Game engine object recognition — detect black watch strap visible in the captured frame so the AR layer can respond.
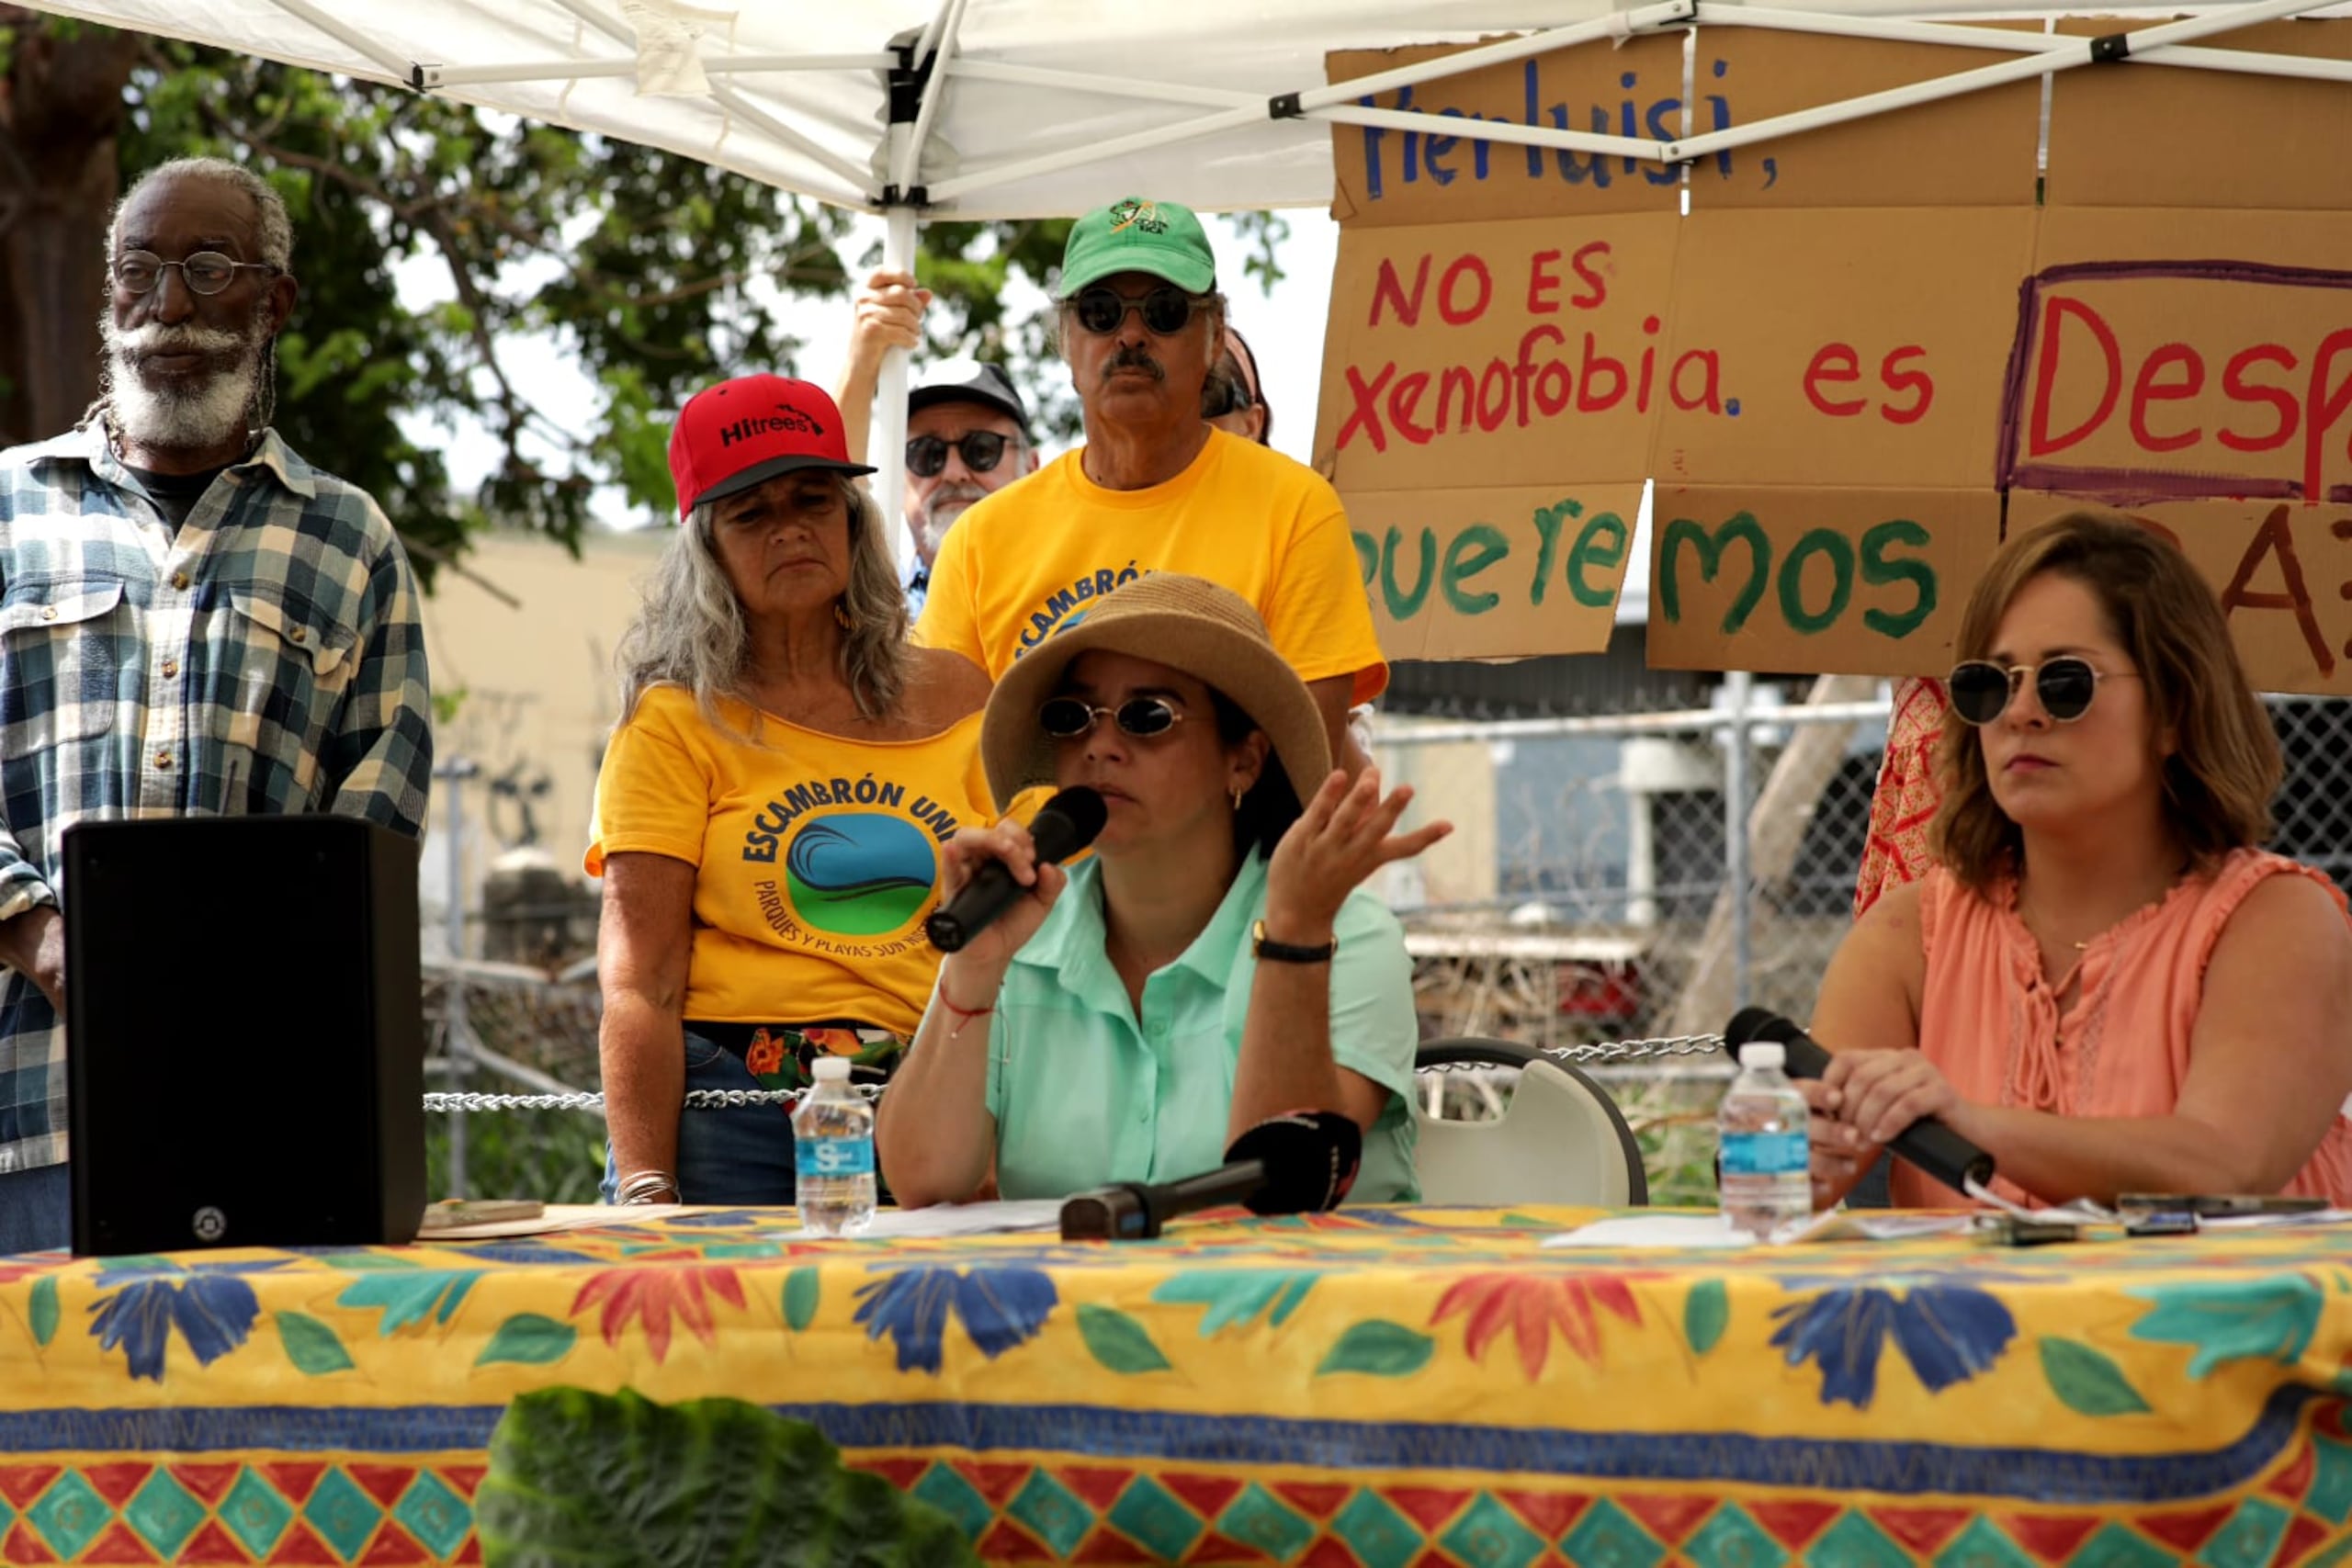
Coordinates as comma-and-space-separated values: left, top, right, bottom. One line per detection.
1252, 919, 1337, 964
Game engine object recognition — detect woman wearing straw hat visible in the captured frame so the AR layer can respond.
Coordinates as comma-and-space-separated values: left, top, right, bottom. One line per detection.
877, 574, 1451, 1208
589, 375, 993, 1208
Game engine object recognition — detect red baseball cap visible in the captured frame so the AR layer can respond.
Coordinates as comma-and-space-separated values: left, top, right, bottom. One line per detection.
667, 375, 876, 520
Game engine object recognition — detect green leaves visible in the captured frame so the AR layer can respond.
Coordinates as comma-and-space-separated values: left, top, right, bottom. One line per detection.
476, 1314, 577, 1369
1075, 1304, 1171, 1375
2038, 1338, 2150, 1417
275, 1312, 356, 1376
783, 1268, 820, 1333
28, 1278, 56, 1348
1149, 1270, 1319, 1336
477, 1388, 981, 1567
1684, 1280, 1727, 1357
336, 1271, 480, 1336
1315, 1321, 1435, 1378
2129, 1276, 2324, 1380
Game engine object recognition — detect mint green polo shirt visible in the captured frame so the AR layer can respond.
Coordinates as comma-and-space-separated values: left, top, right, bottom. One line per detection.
966, 849, 1419, 1203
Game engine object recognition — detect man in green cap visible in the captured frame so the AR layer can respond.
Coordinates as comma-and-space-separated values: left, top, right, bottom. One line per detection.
912, 197, 1384, 777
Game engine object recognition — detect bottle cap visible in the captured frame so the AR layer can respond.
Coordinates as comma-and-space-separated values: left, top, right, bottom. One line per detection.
1737, 1042, 1785, 1070
811, 1056, 853, 1082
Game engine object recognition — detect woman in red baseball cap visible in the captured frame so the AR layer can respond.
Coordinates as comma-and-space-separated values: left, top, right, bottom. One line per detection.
585, 375, 993, 1208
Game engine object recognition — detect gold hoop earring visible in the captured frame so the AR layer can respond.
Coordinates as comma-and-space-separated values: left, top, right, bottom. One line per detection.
1230, 785, 1245, 811
833, 598, 852, 630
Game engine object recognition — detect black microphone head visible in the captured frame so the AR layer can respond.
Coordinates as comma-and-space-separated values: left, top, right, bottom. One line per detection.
1029, 786, 1108, 862
1224, 1110, 1363, 1214
1725, 1007, 1798, 1048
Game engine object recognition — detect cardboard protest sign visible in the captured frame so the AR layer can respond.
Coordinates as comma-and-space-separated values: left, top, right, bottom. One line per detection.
2007, 491, 2352, 695
1645, 487, 1997, 676
1349, 484, 1642, 660
1317, 20, 2352, 689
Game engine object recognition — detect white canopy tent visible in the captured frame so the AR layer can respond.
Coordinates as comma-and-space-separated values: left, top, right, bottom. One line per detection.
28, 0, 2352, 522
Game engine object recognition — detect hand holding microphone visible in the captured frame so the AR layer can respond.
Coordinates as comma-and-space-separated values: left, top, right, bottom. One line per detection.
927, 787, 1107, 959
1724, 1009, 1996, 1197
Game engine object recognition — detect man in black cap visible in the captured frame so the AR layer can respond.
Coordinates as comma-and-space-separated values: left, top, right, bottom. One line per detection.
836, 270, 1038, 616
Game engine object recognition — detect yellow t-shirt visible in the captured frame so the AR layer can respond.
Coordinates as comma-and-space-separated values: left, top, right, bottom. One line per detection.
913, 429, 1389, 703
585, 685, 992, 1037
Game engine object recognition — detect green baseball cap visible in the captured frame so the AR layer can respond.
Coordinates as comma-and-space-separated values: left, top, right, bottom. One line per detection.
1057, 197, 1216, 298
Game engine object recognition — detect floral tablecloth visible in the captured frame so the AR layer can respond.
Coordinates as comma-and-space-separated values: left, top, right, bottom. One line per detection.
2, 1205, 2349, 1565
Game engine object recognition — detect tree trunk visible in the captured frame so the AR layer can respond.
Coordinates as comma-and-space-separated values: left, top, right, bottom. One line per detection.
0, 14, 138, 446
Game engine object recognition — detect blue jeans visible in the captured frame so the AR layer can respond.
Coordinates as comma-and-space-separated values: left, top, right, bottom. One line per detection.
602, 1028, 797, 1205
0, 1163, 71, 1254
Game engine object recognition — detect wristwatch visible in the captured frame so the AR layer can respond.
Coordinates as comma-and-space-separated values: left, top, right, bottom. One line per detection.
1252, 919, 1337, 964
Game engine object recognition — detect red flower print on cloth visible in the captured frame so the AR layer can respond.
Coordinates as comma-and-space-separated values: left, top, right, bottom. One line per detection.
1431, 1271, 1651, 1380
743, 1030, 786, 1078
802, 1027, 864, 1058
571, 1257, 747, 1363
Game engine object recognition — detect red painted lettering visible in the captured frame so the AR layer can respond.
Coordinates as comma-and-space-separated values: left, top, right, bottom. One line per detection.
2219, 344, 2300, 454
1578, 333, 1626, 412
1668, 350, 1724, 414
2127, 344, 2204, 453
1338, 363, 1394, 452
1526, 250, 1563, 315
1880, 346, 1933, 426
1435, 366, 1476, 434
1568, 242, 1610, 310
1803, 344, 1865, 417
1370, 255, 1429, 329
1388, 370, 1434, 446
1438, 255, 1493, 326
2222, 503, 2333, 676
2028, 295, 2121, 457
2303, 329, 2352, 502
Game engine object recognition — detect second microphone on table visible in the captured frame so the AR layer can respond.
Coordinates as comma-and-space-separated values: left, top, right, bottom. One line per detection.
925, 786, 1108, 953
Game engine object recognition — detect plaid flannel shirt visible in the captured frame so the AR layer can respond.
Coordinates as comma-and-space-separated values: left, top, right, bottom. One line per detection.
0, 420, 432, 1173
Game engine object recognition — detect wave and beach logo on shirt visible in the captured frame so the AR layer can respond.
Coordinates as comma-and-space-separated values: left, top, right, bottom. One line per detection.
785, 814, 938, 936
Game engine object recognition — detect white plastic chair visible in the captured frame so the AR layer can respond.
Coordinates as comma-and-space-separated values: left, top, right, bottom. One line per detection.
1411, 1038, 1648, 1206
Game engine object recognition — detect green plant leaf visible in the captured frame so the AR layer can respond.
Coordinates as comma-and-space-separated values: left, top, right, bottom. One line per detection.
477, 1387, 982, 1566
1684, 1280, 1727, 1357
784, 1267, 820, 1332
28, 1278, 57, 1348
337, 1270, 480, 1335
1316, 1321, 1435, 1378
275, 1312, 355, 1376
475, 1314, 577, 1368
1150, 1270, 1320, 1336
2129, 1276, 2325, 1380
2039, 1338, 2150, 1416
1076, 1304, 1171, 1374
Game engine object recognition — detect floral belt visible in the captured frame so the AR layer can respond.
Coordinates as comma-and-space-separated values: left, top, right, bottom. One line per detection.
687, 1021, 904, 1095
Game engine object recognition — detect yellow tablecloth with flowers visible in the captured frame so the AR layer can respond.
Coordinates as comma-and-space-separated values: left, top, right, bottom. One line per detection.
1, 1205, 2349, 1566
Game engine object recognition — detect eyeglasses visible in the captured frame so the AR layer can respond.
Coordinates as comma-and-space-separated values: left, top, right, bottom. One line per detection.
112, 251, 281, 297
1947, 658, 2140, 725
1069, 285, 1204, 337
1039, 696, 1187, 741
906, 431, 1012, 479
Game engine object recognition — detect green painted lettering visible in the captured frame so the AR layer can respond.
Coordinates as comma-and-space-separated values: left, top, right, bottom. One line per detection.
1528, 497, 1581, 608
1441, 525, 1510, 615
1380, 525, 1437, 619
1860, 519, 1939, 639
1566, 511, 1629, 609
1659, 513, 1770, 633
1351, 529, 1377, 587
1777, 528, 1856, 635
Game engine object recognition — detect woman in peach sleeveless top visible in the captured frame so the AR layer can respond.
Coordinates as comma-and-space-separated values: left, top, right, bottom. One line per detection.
1804, 512, 2352, 1210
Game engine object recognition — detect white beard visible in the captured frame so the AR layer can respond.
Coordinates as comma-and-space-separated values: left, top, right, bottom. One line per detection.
98, 312, 266, 455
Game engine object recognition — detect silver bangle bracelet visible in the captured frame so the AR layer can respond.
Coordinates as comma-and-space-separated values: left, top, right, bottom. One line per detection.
613, 1169, 681, 1205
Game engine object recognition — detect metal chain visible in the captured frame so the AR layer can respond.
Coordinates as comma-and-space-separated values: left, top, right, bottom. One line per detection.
420, 1037, 1727, 1113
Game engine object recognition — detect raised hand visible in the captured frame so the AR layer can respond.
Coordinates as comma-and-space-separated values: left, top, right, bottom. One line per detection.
1263, 766, 1452, 942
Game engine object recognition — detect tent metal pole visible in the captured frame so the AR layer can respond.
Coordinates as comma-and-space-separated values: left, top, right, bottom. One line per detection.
1668, 0, 2335, 164
544, 0, 630, 46
416, 55, 899, 90
1288, 0, 1700, 114
876, 204, 919, 547
706, 85, 876, 193
267, 0, 411, 78
1309, 102, 1664, 162
901, 0, 971, 197
1706, 8, 2352, 83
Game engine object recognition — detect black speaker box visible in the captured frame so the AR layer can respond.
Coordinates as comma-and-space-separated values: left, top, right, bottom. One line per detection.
63, 816, 425, 1255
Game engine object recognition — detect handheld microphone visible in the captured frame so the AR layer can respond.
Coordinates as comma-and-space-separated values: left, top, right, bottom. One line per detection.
925, 787, 1108, 953
1724, 1007, 1996, 1195
1060, 1110, 1363, 1241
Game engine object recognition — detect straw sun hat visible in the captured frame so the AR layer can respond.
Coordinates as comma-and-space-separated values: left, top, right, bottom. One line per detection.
979, 574, 1333, 809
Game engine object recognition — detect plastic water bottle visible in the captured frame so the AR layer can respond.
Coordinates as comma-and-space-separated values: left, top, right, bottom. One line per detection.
792, 1057, 876, 1235
1718, 1041, 1811, 1240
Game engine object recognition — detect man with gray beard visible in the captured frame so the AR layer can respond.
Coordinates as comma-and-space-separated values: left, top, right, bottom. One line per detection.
0, 157, 432, 1253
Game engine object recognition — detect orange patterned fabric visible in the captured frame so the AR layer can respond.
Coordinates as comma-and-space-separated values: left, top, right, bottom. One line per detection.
1855, 676, 1950, 919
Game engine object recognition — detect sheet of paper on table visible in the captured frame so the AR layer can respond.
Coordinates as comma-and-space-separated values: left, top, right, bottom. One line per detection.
2199, 1206, 2352, 1230
798, 1200, 1066, 1239
1542, 1211, 1978, 1249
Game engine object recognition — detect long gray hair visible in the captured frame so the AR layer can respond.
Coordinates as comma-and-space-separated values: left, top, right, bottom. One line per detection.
613, 474, 909, 741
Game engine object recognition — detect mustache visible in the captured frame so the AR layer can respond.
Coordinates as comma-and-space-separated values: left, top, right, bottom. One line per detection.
112, 321, 249, 359
1102, 344, 1164, 384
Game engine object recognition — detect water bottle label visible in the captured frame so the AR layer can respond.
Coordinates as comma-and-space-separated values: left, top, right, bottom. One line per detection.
795, 1137, 875, 1179
1720, 1131, 1808, 1177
